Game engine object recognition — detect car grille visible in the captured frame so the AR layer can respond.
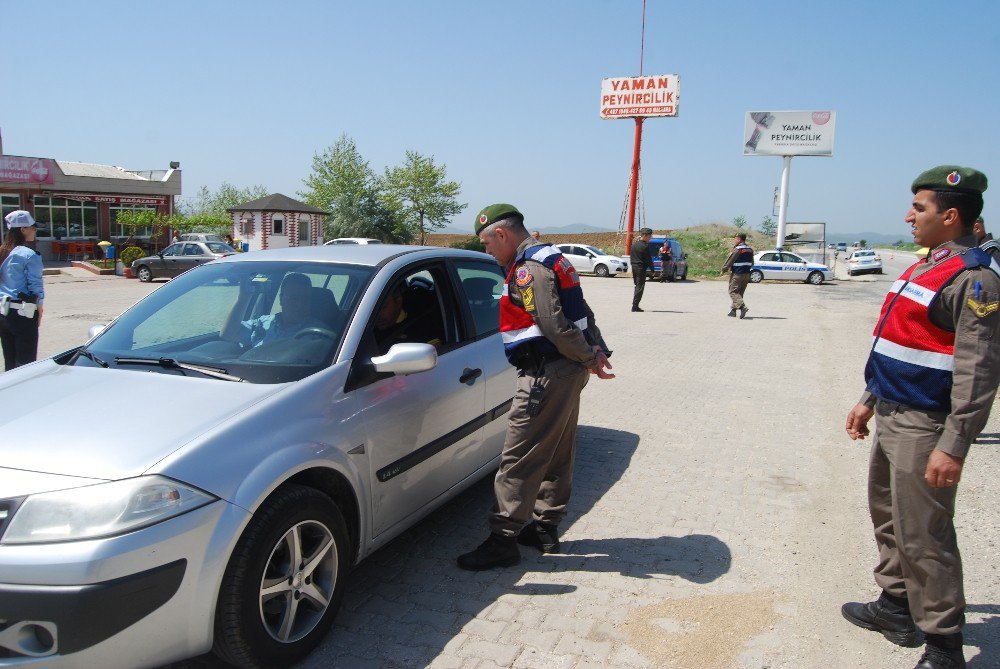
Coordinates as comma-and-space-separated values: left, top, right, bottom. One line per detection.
0, 498, 24, 541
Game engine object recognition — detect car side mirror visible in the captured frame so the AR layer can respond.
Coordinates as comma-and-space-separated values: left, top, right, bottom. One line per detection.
371, 343, 437, 375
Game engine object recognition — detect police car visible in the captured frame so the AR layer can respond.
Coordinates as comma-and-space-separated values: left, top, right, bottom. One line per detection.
554, 243, 626, 277
749, 250, 833, 285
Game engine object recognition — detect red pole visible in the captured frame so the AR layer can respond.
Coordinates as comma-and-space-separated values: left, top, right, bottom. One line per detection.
625, 116, 644, 253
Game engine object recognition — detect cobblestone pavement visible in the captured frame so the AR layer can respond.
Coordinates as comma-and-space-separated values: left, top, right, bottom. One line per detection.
34, 259, 1000, 668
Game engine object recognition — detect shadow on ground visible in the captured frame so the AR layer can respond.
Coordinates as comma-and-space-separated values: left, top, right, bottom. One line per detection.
164, 425, 731, 668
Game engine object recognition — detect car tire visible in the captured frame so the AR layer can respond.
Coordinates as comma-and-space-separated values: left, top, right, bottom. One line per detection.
136, 265, 153, 283
807, 270, 824, 285
594, 264, 610, 278
847, 269, 853, 277
680, 269, 687, 281
749, 270, 763, 284
213, 485, 350, 668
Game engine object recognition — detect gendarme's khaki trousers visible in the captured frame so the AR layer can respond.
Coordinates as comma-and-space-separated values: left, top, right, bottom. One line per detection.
868, 400, 963, 635
728, 273, 749, 310
490, 357, 590, 536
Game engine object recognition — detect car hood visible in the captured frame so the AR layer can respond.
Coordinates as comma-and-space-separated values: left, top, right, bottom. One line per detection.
0, 361, 282, 480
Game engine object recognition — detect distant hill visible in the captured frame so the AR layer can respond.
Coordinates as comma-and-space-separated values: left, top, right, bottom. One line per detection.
825, 231, 913, 246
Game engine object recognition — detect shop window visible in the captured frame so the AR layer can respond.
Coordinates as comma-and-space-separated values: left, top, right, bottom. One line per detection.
32, 196, 98, 238
1, 195, 20, 241
111, 204, 157, 237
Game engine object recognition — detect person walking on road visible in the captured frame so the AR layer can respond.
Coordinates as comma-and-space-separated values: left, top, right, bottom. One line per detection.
630, 227, 653, 312
657, 239, 673, 282
0, 210, 45, 370
721, 232, 753, 318
843, 166, 1000, 669
457, 203, 614, 571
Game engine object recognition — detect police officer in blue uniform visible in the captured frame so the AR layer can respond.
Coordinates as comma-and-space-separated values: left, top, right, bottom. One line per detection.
0, 210, 45, 370
843, 166, 1000, 669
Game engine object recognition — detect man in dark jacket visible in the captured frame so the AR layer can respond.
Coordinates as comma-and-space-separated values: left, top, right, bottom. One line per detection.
629, 228, 653, 312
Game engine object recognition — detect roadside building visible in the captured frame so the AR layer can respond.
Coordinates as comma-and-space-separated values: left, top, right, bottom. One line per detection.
228, 193, 328, 251
0, 153, 181, 261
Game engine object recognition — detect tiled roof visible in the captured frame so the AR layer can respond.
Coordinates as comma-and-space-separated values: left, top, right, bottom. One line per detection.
228, 193, 329, 214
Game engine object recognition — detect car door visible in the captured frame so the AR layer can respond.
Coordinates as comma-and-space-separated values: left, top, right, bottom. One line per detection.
155, 243, 183, 276
352, 262, 489, 538
779, 252, 808, 279
558, 245, 591, 274
758, 252, 781, 279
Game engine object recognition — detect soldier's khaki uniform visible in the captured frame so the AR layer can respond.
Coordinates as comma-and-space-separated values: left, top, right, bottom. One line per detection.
722, 243, 753, 310
860, 235, 1000, 635
490, 237, 604, 536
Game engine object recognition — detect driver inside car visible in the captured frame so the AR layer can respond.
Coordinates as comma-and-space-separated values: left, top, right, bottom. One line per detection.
235, 273, 328, 349
373, 280, 443, 353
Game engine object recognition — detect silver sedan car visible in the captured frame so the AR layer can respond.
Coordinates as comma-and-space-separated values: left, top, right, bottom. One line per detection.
0, 245, 513, 668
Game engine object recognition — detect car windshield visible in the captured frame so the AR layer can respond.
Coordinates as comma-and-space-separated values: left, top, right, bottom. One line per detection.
580, 245, 609, 256
855, 251, 875, 257
206, 242, 233, 254
76, 261, 374, 383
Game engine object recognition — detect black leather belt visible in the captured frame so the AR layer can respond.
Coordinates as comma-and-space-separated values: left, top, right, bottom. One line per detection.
512, 344, 564, 372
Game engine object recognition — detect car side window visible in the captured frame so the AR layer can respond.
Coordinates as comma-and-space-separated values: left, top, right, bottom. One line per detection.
161, 244, 181, 257
761, 252, 778, 262
184, 244, 202, 256
454, 261, 504, 338
780, 253, 802, 263
365, 265, 458, 357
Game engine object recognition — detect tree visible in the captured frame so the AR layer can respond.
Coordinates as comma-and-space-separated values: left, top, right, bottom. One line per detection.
179, 182, 270, 234
859, 239, 868, 248
299, 135, 410, 242
385, 151, 466, 245
759, 215, 777, 237
732, 215, 748, 229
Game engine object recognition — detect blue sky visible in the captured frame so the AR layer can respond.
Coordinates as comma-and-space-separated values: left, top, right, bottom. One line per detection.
3, 1, 998, 237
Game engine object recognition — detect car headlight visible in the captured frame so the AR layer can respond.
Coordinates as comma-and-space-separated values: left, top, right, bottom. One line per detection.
1, 476, 217, 545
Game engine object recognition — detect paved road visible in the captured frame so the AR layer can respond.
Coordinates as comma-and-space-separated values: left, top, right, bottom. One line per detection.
29, 258, 1000, 668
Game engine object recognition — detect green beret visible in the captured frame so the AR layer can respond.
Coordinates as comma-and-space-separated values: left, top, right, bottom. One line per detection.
639, 227, 653, 235
911, 165, 988, 195
474, 203, 523, 235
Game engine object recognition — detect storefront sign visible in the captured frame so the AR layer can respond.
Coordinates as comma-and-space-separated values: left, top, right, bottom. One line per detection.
52, 193, 167, 205
601, 75, 680, 118
0, 155, 56, 184
744, 111, 836, 156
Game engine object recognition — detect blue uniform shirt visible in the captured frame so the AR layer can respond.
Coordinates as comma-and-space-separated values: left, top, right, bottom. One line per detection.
0, 246, 45, 305
238, 313, 325, 348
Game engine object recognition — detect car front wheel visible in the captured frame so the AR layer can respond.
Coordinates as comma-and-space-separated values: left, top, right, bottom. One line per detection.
213, 485, 349, 668
136, 265, 153, 283
749, 270, 763, 283
594, 264, 609, 278
807, 271, 824, 285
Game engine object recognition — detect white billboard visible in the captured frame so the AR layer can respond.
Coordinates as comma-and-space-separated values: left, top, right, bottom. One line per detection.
601, 75, 680, 118
744, 111, 836, 156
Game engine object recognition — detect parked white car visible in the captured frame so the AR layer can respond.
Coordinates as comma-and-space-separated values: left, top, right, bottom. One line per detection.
846, 249, 883, 276
0, 245, 513, 668
554, 243, 626, 277
749, 250, 833, 285
323, 237, 382, 245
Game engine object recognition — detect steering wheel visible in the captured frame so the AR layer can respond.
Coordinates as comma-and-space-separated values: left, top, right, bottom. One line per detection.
293, 327, 338, 341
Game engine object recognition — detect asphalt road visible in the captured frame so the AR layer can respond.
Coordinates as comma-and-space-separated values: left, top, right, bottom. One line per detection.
23, 254, 1000, 668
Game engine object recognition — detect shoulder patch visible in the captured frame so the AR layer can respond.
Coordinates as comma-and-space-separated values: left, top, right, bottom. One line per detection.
932, 247, 952, 262
966, 297, 999, 318
520, 285, 536, 312
515, 266, 534, 287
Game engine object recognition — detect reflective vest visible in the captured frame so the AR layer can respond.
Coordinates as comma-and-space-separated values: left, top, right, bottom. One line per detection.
499, 244, 591, 362
864, 248, 995, 411
732, 244, 754, 274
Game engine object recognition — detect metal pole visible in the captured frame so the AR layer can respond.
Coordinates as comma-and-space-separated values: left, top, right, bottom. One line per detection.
625, 116, 644, 253
776, 155, 792, 251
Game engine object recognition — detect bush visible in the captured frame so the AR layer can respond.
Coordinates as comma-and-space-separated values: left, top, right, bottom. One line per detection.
120, 246, 145, 267
449, 236, 486, 252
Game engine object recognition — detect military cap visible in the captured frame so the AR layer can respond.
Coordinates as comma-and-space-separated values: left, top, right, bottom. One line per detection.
474, 203, 523, 235
639, 227, 653, 235
911, 165, 988, 195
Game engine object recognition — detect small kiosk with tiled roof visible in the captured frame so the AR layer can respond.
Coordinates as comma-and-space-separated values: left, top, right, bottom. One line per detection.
228, 194, 328, 252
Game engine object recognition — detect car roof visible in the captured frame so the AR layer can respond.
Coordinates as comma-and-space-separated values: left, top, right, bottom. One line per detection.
213, 244, 495, 269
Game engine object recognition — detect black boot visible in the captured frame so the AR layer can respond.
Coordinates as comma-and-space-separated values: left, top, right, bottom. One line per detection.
727, 309, 737, 317
516, 521, 560, 553
457, 533, 520, 571
631, 306, 643, 312
841, 591, 918, 647
739, 305, 749, 319
914, 634, 965, 669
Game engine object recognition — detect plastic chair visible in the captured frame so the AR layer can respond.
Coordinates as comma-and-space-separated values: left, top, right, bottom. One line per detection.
50, 241, 64, 261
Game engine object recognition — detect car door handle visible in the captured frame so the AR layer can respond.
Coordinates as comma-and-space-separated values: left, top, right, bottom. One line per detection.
459, 368, 482, 384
